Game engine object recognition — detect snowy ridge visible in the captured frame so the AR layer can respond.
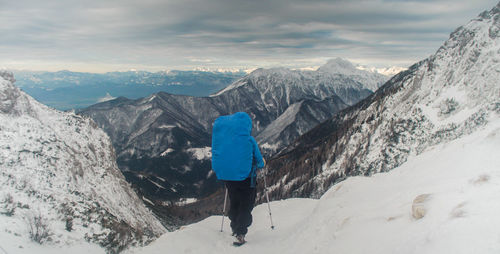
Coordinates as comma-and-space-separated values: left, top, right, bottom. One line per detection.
0, 72, 165, 252
129, 117, 500, 254
265, 3, 500, 199
213, 59, 387, 97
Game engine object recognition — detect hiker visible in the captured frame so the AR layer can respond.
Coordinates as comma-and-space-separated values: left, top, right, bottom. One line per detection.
211, 112, 266, 246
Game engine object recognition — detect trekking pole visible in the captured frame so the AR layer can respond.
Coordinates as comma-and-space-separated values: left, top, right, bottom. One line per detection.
220, 187, 228, 232
263, 173, 275, 230
0, 245, 8, 254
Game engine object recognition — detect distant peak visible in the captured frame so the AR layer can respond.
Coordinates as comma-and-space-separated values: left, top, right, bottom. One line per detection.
479, 2, 500, 19
317, 58, 357, 73
324, 57, 355, 68
248, 67, 294, 77
356, 65, 408, 77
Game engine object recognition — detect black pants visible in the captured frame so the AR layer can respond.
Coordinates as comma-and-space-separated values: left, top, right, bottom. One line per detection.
225, 177, 256, 236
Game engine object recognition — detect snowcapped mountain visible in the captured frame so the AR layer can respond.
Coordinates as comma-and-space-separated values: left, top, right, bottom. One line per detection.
0, 71, 165, 252
317, 58, 388, 91
263, 3, 500, 201
78, 59, 385, 221
211, 63, 381, 151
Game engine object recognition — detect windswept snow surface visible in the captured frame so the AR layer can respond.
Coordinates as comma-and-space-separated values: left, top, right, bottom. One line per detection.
128, 118, 500, 254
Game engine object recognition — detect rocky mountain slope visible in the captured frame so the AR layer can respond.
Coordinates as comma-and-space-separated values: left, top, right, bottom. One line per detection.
262, 3, 500, 201
78, 59, 386, 217
0, 71, 166, 253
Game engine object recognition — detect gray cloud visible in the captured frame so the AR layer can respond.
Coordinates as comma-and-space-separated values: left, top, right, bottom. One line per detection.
0, 0, 498, 72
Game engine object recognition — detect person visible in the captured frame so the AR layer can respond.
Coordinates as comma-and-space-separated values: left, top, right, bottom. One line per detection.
211, 112, 265, 245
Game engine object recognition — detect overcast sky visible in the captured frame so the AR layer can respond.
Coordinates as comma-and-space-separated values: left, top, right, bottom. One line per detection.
0, 0, 498, 73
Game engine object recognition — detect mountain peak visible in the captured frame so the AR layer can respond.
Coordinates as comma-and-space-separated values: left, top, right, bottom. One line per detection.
317, 58, 388, 91
0, 71, 35, 116
0, 70, 15, 84
317, 58, 356, 72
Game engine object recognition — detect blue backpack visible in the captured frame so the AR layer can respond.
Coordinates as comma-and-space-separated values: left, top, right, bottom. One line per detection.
211, 112, 264, 184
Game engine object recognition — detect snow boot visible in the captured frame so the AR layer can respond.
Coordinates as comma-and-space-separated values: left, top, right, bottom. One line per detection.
233, 234, 246, 246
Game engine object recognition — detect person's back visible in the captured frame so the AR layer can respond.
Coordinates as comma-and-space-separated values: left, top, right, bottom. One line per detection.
211, 112, 265, 245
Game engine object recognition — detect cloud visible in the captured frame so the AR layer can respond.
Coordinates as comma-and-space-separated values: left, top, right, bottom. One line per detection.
0, 0, 498, 72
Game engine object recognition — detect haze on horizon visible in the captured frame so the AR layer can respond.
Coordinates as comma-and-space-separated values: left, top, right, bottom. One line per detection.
0, 0, 498, 73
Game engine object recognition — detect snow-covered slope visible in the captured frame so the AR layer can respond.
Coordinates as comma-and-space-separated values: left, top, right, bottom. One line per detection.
128, 117, 500, 254
265, 3, 500, 200
0, 71, 165, 253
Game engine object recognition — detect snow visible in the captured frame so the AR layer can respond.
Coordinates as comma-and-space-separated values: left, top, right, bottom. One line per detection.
148, 178, 166, 189
0, 228, 105, 254
211, 78, 247, 96
356, 65, 407, 77
174, 198, 198, 206
127, 117, 500, 254
157, 125, 176, 129
260, 142, 279, 152
187, 147, 212, 160
142, 196, 155, 206
212, 58, 388, 97
317, 58, 388, 91
160, 148, 174, 156
96, 92, 116, 103
257, 101, 302, 143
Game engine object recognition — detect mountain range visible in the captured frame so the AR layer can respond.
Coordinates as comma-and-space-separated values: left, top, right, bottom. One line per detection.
77, 59, 388, 222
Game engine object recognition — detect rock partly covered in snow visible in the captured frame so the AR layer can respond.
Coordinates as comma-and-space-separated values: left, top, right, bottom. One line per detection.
0, 72, 165, 252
